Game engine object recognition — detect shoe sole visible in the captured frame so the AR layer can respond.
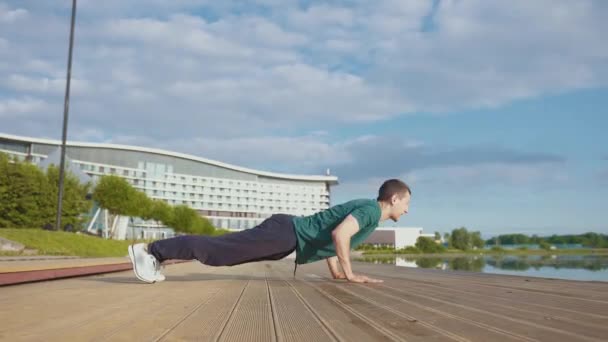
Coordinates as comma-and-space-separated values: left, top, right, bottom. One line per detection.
128, 245, 156, 284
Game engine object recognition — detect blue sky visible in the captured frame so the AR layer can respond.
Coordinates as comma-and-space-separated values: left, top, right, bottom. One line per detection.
1, 1, 607, 236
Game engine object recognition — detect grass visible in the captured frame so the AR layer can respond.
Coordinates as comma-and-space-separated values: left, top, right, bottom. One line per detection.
0, 228, 152, 257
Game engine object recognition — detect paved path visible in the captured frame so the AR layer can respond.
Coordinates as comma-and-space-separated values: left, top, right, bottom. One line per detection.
1, 259, 607, 341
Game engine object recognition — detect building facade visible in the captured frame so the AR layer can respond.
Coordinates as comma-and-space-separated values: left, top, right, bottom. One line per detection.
0, 133, 338, 231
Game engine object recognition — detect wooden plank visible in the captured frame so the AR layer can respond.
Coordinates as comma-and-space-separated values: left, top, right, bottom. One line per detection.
218, 279, 275, 342
268, 279, 336, 342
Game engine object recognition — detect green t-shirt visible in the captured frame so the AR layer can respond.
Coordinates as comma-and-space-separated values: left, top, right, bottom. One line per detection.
291, 199, 382, 264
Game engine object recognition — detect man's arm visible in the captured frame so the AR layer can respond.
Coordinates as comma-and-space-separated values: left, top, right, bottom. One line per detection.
326, 256, 346, 279
331, 215, 383, 283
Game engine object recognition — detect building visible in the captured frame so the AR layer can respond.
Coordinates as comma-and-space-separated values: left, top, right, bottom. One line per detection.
0, 133, 338, 234
363, 227, 435, 249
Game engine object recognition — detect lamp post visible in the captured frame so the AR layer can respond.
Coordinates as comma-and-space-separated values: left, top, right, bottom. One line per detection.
56, 0, 77, 231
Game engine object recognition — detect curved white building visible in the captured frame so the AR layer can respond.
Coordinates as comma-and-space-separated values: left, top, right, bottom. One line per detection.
0, 133, 338, 231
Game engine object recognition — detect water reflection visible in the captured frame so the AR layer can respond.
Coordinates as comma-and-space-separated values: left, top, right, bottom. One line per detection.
355, 254, 608, 281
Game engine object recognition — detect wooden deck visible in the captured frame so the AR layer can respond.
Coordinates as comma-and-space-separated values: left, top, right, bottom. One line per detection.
1, 259, 607, 341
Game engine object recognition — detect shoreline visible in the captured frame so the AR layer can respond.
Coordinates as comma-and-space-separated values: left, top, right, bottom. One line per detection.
360, 248, 608, 258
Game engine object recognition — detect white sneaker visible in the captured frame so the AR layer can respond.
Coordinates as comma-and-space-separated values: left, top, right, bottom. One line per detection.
128, 243, 165, 283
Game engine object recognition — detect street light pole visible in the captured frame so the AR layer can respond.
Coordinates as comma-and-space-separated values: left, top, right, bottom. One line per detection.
56, 0, 78, 231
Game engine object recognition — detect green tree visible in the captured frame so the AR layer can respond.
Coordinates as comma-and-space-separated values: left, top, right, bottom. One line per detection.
45, 165, 93, 230
450, 227, 471, 250
539, 240, 551, 251
0, 153, 91, 229
190, 214, 215, 235
416, 236, 446, 253
531, 234, 541, 244
94, 175, 154, 237
125, 188, 152, 218
168, 205, 199, 233
0, 153, 10, 227
166, 204, 214, 235
93, 175, 136, 216
93, 175, 216, 235
471, 231, 485, 249
434, 231, 441, 241
0, 156, 51, 228
486, 234, 531, 245
148, 199, 173, 224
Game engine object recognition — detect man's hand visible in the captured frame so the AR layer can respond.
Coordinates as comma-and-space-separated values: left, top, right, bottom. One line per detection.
347, 274, 384, 283
327, 256, 346, 279
332, 272, 347, 280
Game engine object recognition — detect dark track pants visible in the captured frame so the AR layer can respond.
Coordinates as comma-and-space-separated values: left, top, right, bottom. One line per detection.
148, 214, 297, 266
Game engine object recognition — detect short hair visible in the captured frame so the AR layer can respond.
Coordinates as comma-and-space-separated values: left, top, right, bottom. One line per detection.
377, 179, 411, 201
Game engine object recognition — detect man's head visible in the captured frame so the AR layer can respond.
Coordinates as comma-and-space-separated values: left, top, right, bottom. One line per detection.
377, 179, 411, 222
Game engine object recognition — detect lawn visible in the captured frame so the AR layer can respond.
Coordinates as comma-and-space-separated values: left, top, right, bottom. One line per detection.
0, 228, 149, 257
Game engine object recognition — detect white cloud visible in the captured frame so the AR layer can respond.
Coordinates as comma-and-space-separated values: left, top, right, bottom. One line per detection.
288, 5, 355, 29
163, 63, 409, 123
104, 16, 254, 58
23, 59, 62, 77
0, 97, 48, 117
324, 39, 359, 53
68, 127, 106, 142
402, 162, 569, 188
0, 0, 606, 143
5, 74, 90, 95
0, 4, 27, 23
111, 134, 355, 174
213, 16, 309, 48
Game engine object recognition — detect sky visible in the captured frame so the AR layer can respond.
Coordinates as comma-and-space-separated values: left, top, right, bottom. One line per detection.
1, 0, 607, 237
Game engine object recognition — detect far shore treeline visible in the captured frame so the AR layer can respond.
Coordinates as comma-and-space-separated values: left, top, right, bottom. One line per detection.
485, 233, 608, 248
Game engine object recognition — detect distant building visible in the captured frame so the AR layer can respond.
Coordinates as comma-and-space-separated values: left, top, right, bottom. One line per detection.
364, 227, 435, 249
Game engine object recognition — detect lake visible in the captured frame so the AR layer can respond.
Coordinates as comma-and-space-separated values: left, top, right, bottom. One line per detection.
355, 254, 608, 282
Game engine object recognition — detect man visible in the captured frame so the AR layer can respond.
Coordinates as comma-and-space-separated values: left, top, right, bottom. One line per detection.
128, 179, 411, 284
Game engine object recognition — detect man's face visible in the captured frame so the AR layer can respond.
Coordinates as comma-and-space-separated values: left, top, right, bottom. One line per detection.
390, 192, 411, 222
